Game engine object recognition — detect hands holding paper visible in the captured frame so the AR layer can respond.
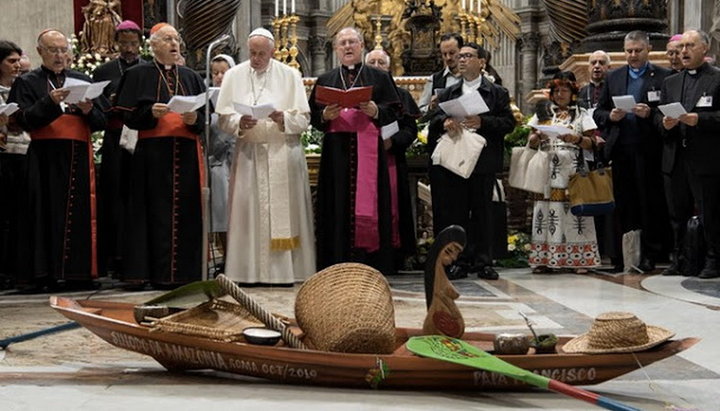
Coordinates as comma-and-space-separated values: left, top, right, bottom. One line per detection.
444, 115, 482, 137
152, 103, 170, 118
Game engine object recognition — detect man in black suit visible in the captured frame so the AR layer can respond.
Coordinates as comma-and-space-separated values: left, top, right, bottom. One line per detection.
418, 33, 464, 114
594, 30, 672, 272
660, 29, 720, 279
427, 42, 515, 280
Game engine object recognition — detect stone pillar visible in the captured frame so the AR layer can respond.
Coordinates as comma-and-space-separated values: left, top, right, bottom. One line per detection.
583, 0, 669, 52
309, 10, 331, 76
520, 32, 540, 112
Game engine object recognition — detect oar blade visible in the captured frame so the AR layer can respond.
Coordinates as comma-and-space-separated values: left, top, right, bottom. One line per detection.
406, 335, 544, 386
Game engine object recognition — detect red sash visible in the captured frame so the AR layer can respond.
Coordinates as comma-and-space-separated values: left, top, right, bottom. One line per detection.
30, 114, 98, 277
137, 112, 207, 227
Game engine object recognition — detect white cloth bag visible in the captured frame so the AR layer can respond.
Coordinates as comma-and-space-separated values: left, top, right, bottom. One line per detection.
119, 125, 138, 153
431, 129, 487, 179
508, 145, 549, 194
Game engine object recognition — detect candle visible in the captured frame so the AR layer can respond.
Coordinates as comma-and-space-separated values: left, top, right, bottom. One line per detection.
461, 0, 466, 10
468, 0, 474, 14
275, 0, 278, 17
283, 0, 286, 15
292, 0, 295, 13
478, 0, 481, 15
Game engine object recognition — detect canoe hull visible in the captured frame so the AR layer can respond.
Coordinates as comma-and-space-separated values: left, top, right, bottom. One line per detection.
50, 297, 698, 390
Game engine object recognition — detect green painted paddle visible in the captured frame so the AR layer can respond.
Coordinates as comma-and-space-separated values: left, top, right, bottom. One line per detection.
406, 335, 640, 411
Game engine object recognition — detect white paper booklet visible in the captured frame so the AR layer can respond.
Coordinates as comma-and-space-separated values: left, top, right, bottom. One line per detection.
167, 94, 207, 113
64, 80, 111, 104
232, 102, 276, 119
658, 102, 687, 119
612, 95, 637, 111
438, 91, 490, 118
63, 78, 110, 104
0, 103, 19, 116
533, 124, 575, 137
381, 121, 399, 140
208, 87, 220, 106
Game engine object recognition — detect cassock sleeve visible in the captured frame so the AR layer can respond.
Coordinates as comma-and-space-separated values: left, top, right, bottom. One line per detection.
593, 79, 612, 131
373, 70, 403, 127
390, 88, 420, 155
8, 75, 63, 131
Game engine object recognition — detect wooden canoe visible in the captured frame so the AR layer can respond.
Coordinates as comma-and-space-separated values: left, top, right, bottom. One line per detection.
50, 296, 698, 390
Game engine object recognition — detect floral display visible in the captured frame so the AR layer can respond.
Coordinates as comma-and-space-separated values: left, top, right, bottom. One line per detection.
496, 231, 531, 268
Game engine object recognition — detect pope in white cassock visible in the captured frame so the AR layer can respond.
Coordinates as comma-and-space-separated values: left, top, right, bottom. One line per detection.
215, 28, 316, 285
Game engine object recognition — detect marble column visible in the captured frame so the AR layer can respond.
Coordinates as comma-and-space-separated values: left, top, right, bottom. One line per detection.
520, 32, 540, 112
583, 0, 668, 52
309, 10, 331, 76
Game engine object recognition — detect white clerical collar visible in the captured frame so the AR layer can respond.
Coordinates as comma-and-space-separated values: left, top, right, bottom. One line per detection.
463, 76, 482, 88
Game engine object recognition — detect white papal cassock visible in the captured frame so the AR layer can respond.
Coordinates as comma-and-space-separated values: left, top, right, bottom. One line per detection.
215, 59, 315, 284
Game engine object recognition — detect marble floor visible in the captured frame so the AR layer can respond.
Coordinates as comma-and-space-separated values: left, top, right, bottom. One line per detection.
1, 268, 719, 410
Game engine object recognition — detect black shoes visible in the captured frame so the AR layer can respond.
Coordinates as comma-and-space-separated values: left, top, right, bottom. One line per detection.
698, 258, 719, 279
445, 264, 468, 280
661, 261, 682, 276
637, 257, 656, 273
474, 266, 500, 280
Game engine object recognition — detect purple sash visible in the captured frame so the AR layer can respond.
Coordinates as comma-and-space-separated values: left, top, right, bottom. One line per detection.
328, 109, 399, 251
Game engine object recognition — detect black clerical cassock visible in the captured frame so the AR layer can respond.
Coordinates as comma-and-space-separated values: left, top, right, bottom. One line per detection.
115, 62, 205, 286
9, 66, 107, 286
309, 63, 403, 275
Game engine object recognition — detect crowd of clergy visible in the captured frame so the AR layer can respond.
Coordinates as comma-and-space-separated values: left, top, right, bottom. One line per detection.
0, 19, 719, 293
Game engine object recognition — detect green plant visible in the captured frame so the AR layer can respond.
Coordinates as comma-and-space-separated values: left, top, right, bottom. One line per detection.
406, 120, 429, 159
496, 231, 531, 268
300, 125, 323, 154
91, 130, 104, 164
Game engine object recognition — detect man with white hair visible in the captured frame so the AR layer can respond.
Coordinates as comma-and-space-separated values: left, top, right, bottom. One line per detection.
365, 49, 419, 265
579, 50, 611, 111
8, 29, 107, 290
309, 27, 403, 275
215, 27, 315, 286
114, 23, 206, 288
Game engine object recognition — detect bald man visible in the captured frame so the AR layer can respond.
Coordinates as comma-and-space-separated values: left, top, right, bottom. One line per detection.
365, 49, 420, 267
115, 24, 206, 287
659, 29, 720, 278
8, 29, 107, 290
579, 50, 611, 111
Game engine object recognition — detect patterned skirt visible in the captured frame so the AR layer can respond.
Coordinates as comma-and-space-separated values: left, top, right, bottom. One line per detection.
529, 189, 601, 269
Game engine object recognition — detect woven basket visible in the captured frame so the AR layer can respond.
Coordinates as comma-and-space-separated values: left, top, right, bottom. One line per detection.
295, 263, 396, 354
148, 299, 264, 342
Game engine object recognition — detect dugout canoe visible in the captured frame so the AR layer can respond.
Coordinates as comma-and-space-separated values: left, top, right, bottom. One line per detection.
50, 296, 697, 390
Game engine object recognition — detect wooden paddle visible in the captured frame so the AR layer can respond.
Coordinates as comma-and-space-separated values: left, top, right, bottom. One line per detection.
406, 335, 641, 411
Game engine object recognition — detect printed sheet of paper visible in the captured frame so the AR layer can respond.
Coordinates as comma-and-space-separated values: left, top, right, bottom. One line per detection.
208, 87, 220, 106
533, 124, 575, 138
64, 80, 110, 104
612, 95, 637, 111
381, 121, 399, 140
0, 103, 19, 116
438, 91, 490, 118
233, 102, 276, 119
167, 94, 207, 113
315, 85, 373, 108
658, 102, 687, 119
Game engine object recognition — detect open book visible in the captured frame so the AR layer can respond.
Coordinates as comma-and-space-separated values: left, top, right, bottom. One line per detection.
315, 85, 373, 108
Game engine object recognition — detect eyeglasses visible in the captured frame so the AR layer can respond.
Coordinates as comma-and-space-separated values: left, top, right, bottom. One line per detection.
458, 53, 478, 60
41, 46, 69, 55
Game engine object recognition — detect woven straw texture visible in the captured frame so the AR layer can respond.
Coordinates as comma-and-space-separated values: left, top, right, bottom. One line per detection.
149, 299, 264, 342
295, 263, 396, 354
562, 311, 675, 354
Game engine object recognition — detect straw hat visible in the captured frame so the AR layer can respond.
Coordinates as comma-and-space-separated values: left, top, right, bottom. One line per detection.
562, 312, 675, 354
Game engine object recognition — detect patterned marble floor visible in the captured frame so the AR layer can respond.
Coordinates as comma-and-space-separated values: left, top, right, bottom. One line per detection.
1, 268, 718, 410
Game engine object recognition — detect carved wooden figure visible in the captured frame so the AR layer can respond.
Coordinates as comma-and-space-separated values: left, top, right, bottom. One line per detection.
423, 225, 467, 338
